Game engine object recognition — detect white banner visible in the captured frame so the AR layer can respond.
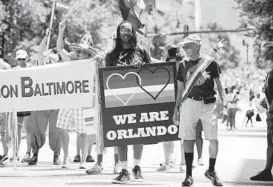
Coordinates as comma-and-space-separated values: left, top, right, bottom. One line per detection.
0, 60, 96, 112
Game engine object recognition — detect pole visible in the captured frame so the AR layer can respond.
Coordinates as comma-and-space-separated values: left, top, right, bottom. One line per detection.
12, 110, 18, 171
46, 0, 57, 54
246, 44, 249, 65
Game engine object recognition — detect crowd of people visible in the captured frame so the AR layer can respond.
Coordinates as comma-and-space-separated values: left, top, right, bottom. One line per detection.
0, 18, 273, 187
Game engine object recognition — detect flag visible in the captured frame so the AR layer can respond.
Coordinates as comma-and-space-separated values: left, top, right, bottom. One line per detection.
119, 0, 146, 33
55, 2, 69, 13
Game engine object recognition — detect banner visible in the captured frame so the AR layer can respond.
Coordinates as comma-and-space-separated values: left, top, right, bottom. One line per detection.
0, 60, 96, 112
99, 62, 179, 147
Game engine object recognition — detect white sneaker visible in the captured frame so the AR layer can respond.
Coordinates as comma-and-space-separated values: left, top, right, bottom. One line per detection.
197, 158, 204, 166
169, 159, 176, 168
157, 164, 169, 171
180, 165, 186, 172
86, 164, 103, 175
62, 158, 70, 169
79, 162, 87, 169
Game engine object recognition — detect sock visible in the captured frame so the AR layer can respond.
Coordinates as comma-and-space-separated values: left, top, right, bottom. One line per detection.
134, 159, 141, 167
97, 154, 103, 166
120, 161, 128, 170
185, 153, 194, 177
208, 158, 216, 172
114, 154, 119, 165
33, 153, 38, 157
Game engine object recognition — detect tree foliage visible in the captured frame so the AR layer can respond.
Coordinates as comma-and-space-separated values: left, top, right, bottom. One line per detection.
234, 0, 273, 68
202, 22, 241, 70
0, 0, 120, 64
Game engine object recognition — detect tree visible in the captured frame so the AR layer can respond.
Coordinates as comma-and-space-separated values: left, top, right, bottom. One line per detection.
202, 22, 241, 70
234, 0, 273, 68
0, 0, 121, 65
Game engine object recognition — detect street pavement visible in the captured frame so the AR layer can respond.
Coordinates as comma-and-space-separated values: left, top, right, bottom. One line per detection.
0, 110, 273, 187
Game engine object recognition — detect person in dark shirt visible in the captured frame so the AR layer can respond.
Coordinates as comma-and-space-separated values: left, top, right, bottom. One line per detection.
106, 21, 151, 184
173, 35, 224, 186
251, 44, 273, 181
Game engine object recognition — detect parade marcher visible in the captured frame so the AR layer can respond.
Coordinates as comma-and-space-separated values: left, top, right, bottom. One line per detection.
105, 21, 151, 184
0, 48, 11, 164
173, 35, 225, 186
250, 42, 273, 181
8, 50, 32, 162
226, 86, 240, 130
157, 46, 204, 172
22, 29, 62, 165
56, 20, 100, 169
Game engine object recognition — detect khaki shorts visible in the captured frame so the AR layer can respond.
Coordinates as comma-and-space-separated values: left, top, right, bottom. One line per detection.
179, 98, 218, 140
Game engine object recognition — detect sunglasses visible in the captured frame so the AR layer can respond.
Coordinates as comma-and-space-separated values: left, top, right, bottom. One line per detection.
17, 58, 26, 61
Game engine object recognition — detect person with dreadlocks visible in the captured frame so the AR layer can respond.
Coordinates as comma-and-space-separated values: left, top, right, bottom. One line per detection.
105, 21, 151, 184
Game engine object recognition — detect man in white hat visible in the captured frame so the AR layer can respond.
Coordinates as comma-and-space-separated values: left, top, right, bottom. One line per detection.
173, 35, 224, 186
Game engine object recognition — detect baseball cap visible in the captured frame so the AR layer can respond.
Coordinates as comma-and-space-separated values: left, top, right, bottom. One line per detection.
16, 50, 28, 59
180, 35, 202, 47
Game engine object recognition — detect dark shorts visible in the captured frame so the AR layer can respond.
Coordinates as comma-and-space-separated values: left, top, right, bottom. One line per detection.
17, 111, 31, 117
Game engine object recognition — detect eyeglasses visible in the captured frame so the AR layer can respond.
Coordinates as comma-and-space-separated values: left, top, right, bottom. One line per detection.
17, 58, 26, 61
120, 28, 132, 34
182, 45, 192, 49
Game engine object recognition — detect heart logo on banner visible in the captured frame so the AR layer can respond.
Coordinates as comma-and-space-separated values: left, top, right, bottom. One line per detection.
137, 67, 170, 100
106, 72, 142, 106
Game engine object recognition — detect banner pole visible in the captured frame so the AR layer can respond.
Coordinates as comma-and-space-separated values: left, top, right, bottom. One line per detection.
45, 0, 57, 57
12, 110, 18, 171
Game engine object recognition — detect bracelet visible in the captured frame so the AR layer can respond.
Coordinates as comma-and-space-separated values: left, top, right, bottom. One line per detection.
213, 48, 218, 52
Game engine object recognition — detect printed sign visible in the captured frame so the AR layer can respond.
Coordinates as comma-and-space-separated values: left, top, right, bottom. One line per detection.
0, 60, 96, 112
99, 62, 179, 147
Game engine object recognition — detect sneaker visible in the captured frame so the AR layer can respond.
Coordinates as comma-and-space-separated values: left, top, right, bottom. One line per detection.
132, 165, 144, 182
86, 155, 95, 162
205, 170, 223, 186
0, 155, 8, 165
182, 175, 194, 186
62, 158, 70, 169
112, 169, 131, 184
197, 158, 204, 166
113, 163, 122, 174
73, 155, 81, 163
0, 155, 8, 162
157, 163, 168, 171
79, 162, 87, 169
180, 165, 186, 172
21, 153, 30, 163
169, 159, 176, 168
86, 164, 103, 175
53, 156, 61, 165
10, 156, 19, 162
28, 155, 38, 165
250, 170, 273, 181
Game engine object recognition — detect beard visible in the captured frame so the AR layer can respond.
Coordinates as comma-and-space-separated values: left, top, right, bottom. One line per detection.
120, 33, 133, 43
